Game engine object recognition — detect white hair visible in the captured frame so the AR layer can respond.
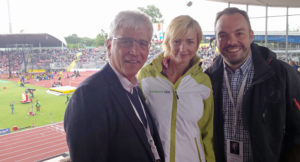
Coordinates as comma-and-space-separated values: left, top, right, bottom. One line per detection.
108, 10, 153, 41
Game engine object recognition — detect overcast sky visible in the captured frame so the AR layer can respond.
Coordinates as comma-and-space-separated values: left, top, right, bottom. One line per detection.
1, 0, 300, 39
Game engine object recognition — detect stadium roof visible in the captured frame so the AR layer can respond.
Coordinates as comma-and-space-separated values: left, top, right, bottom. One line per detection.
206, 0, 300, 7
0, 33, 66, 48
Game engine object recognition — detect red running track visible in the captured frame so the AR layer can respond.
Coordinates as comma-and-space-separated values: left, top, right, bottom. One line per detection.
0, 122, 68, 162
0, 71, 97, 88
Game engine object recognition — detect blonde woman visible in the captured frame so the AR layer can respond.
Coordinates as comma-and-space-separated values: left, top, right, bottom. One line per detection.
138, 15, 215, 162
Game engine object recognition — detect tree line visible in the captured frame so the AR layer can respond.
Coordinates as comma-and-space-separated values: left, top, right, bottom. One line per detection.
64, 29, 107, 48
64, 5, 163, 49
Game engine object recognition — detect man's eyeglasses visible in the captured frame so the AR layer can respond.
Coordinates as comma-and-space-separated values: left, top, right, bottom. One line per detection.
112, 37, 151, 50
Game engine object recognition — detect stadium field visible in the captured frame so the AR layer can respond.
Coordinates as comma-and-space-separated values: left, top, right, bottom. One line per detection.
0, 80, 68, 132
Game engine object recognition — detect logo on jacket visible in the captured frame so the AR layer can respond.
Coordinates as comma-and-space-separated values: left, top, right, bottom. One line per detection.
150, 90, 170, 94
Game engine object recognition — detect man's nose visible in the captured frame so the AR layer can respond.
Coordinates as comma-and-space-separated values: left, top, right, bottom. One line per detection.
129, 41, 138, 54
227, 34, 238, 45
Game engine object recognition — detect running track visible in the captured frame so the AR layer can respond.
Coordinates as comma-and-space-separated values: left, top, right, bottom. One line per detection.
0, 122, 68, 162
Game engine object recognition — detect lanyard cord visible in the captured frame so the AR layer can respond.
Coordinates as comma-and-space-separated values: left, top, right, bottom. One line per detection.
224, 68, 249, 136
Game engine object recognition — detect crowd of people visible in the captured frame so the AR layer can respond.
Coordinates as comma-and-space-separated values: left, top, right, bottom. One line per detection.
0, 33, 299, 79
0, 37, 219, 78
0, 51, 23, 73
0, 48, 108, 75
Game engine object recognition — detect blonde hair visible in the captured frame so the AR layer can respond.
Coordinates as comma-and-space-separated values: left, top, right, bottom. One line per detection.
163, 15, 202, 57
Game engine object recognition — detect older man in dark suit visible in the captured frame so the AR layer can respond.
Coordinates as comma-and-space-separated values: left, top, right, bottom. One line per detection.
64, 10, 165, 162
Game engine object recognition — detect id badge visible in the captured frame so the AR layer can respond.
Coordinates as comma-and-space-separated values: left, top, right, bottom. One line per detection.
226, 139, 243, 162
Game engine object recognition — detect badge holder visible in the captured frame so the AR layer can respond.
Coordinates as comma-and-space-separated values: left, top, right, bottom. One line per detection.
226, 139, 243, 162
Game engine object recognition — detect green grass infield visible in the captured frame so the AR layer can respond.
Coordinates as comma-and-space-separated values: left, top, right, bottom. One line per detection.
0, 80, 71, 132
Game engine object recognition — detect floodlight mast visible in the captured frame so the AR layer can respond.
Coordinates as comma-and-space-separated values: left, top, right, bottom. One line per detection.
7, 0, 12, 34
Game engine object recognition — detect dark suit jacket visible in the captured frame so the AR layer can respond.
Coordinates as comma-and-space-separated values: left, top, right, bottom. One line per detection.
64, 63, 165, 162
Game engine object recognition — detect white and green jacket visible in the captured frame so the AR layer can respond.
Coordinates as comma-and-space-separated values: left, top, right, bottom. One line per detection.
138, 54, 215, 162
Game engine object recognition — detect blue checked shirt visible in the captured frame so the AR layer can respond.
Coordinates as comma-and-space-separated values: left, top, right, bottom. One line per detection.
222, 54, 255, 162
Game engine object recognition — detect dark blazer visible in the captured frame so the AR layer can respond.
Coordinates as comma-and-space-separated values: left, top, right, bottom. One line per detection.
64, 63, 165, 162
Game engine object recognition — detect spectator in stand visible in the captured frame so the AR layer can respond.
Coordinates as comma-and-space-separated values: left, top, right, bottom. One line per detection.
138, 15, 215, 162
205, 7, 300, 162
64, 10, 164, 162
